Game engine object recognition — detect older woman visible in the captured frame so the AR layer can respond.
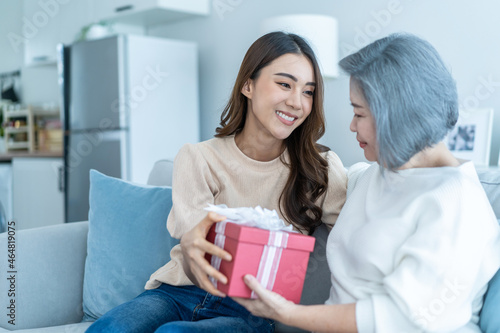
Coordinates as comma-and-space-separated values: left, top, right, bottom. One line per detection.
235, 33, 500, 332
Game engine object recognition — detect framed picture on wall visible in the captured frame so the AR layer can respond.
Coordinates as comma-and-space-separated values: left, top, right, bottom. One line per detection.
445, 108, 494, 166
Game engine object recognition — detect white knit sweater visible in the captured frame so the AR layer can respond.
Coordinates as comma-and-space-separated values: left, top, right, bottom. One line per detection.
326, 161, 500, 332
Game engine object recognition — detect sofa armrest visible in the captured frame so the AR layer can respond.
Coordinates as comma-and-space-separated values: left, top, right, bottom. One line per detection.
0, 221, 88, 330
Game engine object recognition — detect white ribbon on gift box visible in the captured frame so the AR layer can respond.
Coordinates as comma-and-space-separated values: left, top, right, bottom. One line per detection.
204, 204, 293, 295
252, 229, 289, 299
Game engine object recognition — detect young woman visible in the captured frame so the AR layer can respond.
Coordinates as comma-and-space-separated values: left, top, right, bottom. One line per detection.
234, 33, 500, 332
87, 32, 347, 332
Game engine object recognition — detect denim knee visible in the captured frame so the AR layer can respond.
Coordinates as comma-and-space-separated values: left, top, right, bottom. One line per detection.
86, 316, 142, 333
154, 317, 274, 333
154, 322, 190, 333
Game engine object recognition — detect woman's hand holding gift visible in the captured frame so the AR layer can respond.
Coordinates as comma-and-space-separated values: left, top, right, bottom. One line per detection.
233, 274, 297, 322
180, 212, 232, 297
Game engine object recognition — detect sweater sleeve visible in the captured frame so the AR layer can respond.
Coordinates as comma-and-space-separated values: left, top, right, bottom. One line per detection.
321, 150, 348, 229
167, 143, 219, 238
356, 176, 500, 332
146, 143, 219, 288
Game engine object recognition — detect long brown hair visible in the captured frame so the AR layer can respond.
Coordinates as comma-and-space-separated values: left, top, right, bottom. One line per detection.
215, 32, 329, 235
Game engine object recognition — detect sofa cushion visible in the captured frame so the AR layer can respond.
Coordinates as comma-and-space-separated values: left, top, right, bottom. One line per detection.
147, 159, 174, 186
475, 168, 500, 332
480, 268, 500, 332
83, 170, 176, 321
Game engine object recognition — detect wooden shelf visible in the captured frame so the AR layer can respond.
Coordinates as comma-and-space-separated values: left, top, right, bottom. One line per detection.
2, 105, 60, 153
0, 150, 63, 162
3, 107, 34, 153
4, 126, 29, 134
32, 108, 59, 117
6, 142, 30, 149
3, 109, 30, 117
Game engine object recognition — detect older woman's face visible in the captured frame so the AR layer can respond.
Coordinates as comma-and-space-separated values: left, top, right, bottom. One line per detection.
349, 78, 378, 162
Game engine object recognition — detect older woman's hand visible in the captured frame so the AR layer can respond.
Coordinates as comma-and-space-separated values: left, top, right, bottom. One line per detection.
180, 212, 232, 297
233, 275, 297, 322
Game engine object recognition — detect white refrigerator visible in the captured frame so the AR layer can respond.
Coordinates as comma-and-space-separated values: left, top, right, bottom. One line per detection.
58, 34, 200, 222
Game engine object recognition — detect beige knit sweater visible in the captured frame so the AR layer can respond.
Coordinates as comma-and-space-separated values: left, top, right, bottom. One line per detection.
145, 135, 347, 289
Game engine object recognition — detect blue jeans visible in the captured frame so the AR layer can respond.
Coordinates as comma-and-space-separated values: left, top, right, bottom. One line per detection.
86, 283, 275, 333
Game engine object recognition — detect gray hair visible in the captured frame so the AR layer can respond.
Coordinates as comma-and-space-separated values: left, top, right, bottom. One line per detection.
339, 33, 458, 170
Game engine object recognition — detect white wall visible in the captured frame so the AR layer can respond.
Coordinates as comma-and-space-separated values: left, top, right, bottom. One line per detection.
0, 1, 23, 74
148, 0, 500, 167
0, 0, 23, 104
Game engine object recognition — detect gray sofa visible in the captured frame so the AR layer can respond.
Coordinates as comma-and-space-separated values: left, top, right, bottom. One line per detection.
0, 161, 499, 332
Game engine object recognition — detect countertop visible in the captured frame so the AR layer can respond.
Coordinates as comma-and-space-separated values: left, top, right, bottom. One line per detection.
0, 150, 63, 162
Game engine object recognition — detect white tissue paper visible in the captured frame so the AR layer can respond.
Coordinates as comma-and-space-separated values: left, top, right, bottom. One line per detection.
204, 204, 294, 232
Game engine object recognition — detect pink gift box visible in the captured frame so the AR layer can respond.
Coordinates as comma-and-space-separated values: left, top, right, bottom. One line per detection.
206, 221, 315, 303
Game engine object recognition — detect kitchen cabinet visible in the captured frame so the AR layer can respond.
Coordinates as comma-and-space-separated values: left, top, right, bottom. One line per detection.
22, 0, 92, 66
22, 0, 209, 66
0, 163, 12, 231
12, 157, 64, 230
91, 0, 210, 27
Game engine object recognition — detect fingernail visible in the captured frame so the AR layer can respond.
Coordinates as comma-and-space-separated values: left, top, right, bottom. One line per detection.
225, 254, 232, 261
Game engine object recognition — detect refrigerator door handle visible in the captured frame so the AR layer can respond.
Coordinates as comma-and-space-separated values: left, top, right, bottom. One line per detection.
58, 165, 65, 193
57, 43, 70, 133
116, 5, 134, 12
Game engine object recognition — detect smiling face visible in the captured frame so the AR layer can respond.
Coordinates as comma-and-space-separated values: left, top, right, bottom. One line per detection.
349, 78, 378, 162
241, 53, 315, 141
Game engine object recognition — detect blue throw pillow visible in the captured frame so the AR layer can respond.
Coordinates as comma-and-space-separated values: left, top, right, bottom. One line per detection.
480, 268, 500, 332
82, 170, 178, 321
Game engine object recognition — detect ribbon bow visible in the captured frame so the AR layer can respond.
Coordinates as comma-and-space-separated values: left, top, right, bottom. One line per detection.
204, 204, 294, 232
